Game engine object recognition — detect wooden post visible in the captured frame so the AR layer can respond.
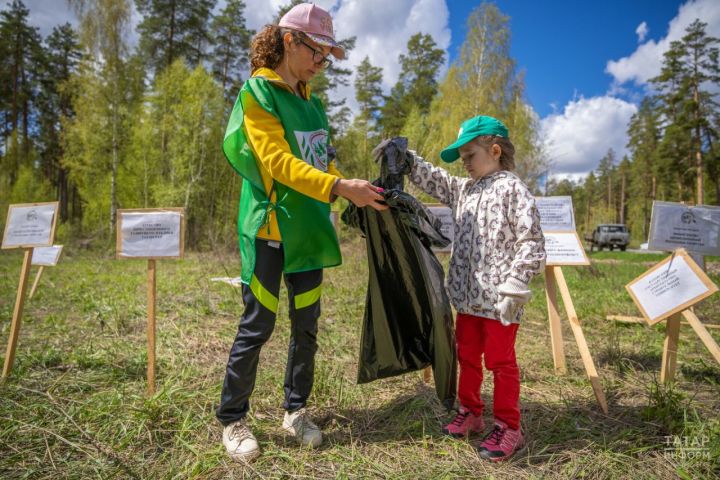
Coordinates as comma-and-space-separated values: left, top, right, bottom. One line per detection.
544, 266, 567, 374
682, 310, 720, 366
423, 367, 431, 383
147, 259, 157, 396
554, 267, 609, 414
28, 266, 45, 299
660, 314, 682, 384
2, 249, 33, 381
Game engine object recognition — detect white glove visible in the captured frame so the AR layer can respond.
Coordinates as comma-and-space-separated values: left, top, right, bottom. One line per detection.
496, 278, 532, 326
497, 295, 523, 326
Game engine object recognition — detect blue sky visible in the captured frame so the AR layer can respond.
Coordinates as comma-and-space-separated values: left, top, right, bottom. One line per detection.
21, 0, 720, 178
446, 0, 682, 118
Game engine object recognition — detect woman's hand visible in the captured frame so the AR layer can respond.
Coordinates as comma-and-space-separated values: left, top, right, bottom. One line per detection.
333, 179, 388, 211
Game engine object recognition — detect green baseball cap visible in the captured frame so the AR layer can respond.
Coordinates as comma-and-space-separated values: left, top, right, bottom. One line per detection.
440, 115, 509, 162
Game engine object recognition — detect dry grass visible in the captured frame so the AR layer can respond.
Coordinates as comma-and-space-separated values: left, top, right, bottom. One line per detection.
1, 236, 719, 479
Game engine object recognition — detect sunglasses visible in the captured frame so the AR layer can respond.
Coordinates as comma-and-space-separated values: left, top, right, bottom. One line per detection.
299, 39, 333, 69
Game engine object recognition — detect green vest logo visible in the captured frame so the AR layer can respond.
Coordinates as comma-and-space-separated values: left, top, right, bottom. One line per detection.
294, 129, 329, 171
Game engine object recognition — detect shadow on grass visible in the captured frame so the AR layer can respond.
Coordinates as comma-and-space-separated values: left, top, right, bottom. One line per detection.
680, 362, 720, 385
259, 379, 673, 469
594, 348, 663, 373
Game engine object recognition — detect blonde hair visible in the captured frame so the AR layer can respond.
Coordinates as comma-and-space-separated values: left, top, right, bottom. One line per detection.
473, 135, 516, 171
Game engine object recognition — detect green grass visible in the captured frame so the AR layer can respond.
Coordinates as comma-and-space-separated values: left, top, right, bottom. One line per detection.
1, 239, 719, 479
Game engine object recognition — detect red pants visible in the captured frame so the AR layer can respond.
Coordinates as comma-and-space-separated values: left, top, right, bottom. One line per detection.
456, 313, 521, 430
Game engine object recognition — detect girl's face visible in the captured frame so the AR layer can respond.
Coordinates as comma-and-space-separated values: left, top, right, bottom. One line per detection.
458, 139, 502, 180
284, 33, 332, 83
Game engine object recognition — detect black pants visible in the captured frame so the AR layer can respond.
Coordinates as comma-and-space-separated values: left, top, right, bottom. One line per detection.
216, 239, 323, 426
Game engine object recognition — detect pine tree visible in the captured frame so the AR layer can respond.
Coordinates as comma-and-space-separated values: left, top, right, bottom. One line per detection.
652, 20, 720, 204
380, 33, 445, 136
626, 97, 661, 241
135, 0, 216, 74
210, 0, 253, 101
353, 56, 383, 178
36, 23, 82, 222
0, 0, 42, 170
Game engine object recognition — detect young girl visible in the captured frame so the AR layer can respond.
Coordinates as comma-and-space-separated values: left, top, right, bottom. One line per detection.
404, 115, 545, 461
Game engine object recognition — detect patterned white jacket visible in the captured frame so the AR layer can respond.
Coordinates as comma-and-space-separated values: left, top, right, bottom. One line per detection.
409, 156, 546, 323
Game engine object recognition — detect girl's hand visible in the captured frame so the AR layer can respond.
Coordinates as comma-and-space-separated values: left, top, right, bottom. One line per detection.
497, 278, 532, 326
333, 179, 388, 211
497, 295, 522, 326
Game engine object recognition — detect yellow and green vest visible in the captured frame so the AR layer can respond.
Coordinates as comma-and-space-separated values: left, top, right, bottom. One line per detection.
222, 76, 342, 284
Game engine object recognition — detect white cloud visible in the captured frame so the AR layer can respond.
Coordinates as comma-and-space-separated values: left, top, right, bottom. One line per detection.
243, 0, 451, 114
635, 21, 648, 42
541, 96, 637, 177
22, 0, 450, 115
23, 0, 79, 37
242, 0, 340, 32
332, 0, 451, 112
606, 0, 720, 86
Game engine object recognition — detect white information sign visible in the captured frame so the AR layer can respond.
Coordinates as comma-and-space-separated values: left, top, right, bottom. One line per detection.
2, 202, 58, 249
536, 196, 575, 232
117, 209, 185, 259
626, 250, 718, 325
31, 245, 63, 266
648, 201, 720, 256
427, 204, 453, 253
545, 231, 590, 266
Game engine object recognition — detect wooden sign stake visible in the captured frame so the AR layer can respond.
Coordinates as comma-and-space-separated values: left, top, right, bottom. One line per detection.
28, 266, 45, 299
545, 267, 567, 374
682, 309, 720, 365
659, 313, 682, 383
545, 265, 608, 413
2, 248, 33, 381
658, 309, 720, 385
147, 259, 157, 396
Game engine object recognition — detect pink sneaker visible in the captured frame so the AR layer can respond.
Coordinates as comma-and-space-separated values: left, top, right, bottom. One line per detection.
478, 420, 524, 462
442, 406, 485, 437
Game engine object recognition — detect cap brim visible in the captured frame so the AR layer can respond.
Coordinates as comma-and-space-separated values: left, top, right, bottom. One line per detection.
440, 135, 474, 162
306, 33, 345, 60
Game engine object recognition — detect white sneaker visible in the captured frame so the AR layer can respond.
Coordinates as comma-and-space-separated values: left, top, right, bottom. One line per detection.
222, 419, 260, 462
282, 408, 322, 448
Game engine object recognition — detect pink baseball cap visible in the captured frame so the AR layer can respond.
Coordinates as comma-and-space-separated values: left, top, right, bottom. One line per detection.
278, 3, 346, 60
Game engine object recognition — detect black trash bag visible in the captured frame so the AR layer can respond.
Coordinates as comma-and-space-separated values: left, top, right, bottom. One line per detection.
372, 136, 414, 191
342, 139, 457, 410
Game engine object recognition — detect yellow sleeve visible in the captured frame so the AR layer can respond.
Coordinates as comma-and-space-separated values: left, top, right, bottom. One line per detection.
243, 94, 338, 203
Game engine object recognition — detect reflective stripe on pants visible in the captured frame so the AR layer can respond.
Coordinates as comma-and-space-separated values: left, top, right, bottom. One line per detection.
216, 238, 323, 426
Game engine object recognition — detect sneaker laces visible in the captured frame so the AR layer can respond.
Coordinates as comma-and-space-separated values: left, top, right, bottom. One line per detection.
484, 425, 504, 446
228, 421, 252, 442
451, 409, 470, 426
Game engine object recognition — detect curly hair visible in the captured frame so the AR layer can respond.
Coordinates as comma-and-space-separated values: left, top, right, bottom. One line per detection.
250, 25, 301, 71
473, 135, 516, 171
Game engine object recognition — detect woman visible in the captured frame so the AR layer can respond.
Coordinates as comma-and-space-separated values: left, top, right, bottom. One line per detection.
217, 3, 386, 463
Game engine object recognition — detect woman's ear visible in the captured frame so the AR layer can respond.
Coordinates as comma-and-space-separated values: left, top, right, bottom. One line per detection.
492, 143, 502, 160
282, 32, 294, 50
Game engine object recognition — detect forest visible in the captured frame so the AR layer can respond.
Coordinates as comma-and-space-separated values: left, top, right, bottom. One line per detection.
1, 0, 718, 248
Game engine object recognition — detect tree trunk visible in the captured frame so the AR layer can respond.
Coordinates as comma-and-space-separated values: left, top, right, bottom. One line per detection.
692, 52, 704, 205
167, 1, 176, 68
620, 171, 626, 224
58, 166, 69, 222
